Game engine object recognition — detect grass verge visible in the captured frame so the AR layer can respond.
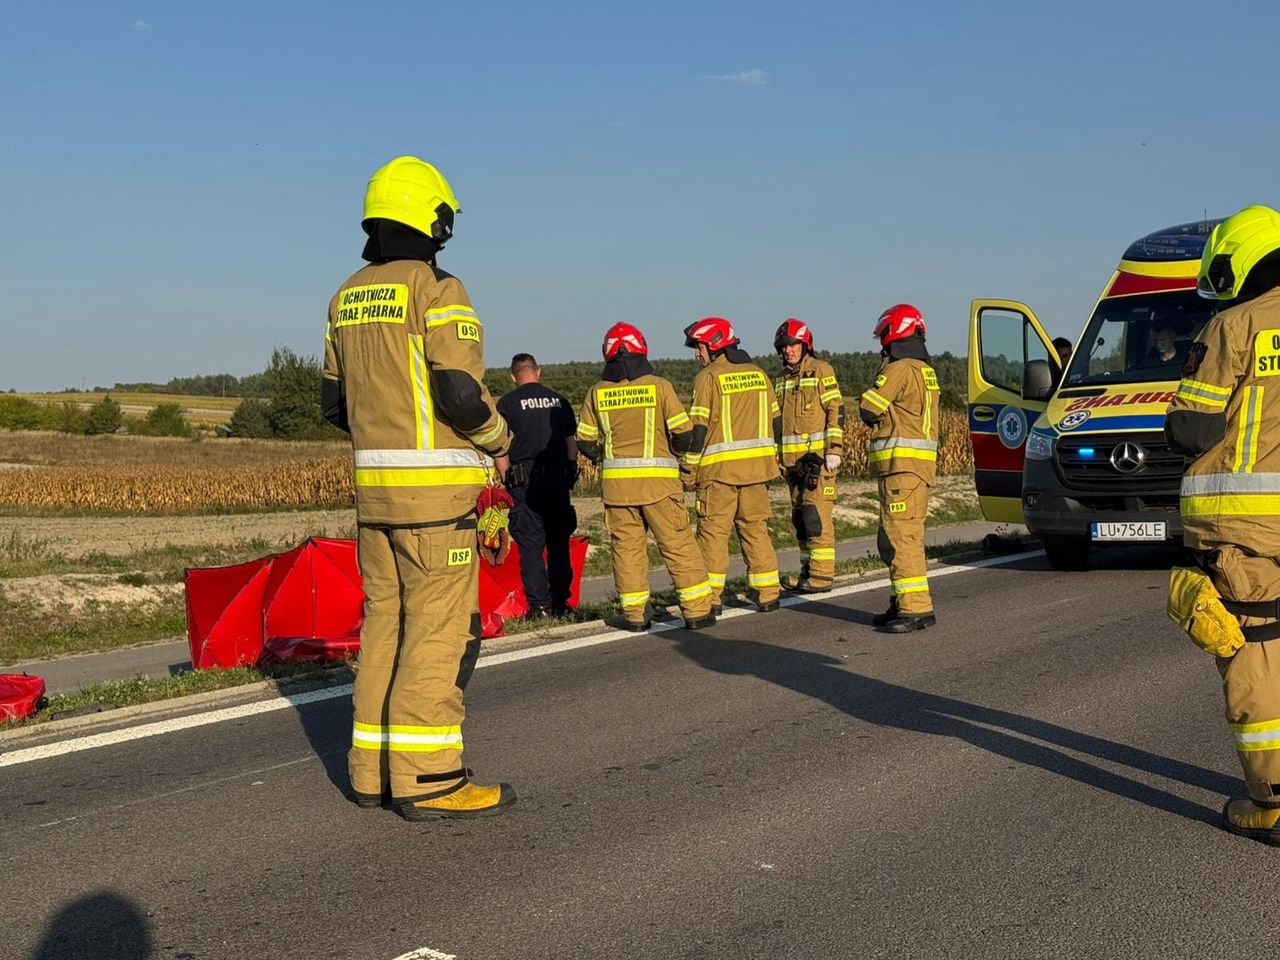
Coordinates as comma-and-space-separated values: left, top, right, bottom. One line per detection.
0, 592, 186, 666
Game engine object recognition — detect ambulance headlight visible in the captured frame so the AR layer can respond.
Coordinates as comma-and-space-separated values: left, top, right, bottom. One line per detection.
1026, 431, 1055, 461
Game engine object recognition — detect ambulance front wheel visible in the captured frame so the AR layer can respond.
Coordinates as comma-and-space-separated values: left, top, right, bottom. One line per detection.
1042, 536, 1091, 571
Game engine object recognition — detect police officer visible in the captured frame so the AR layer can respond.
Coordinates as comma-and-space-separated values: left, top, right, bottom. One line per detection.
859, 303, 940, 633
774, 318, 846, 593
1166, 204, 1280, 845
682, 317, 781, 613
497, 353, 578, 618
322, 156, 516, 820
576, 323, 716, 631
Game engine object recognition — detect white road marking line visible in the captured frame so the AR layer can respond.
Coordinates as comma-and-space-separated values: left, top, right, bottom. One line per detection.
392, 948, 456, 960
0, 551, 1039, 769
0, 686, 352, 769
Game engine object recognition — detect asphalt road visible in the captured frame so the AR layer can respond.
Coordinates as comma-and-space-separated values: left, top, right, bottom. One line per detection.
2, 547, 1272, 960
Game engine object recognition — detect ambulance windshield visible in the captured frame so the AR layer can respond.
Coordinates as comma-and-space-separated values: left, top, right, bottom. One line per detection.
1063, 290, 1223, 386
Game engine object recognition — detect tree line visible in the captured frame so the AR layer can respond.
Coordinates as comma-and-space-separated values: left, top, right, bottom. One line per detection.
3, 348, 969, 442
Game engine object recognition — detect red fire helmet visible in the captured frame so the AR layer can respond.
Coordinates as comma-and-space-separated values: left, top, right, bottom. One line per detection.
774, 318, 814, 354
874, 303, 926, 345
603, 322, 649, 359
683, 316, 738, 350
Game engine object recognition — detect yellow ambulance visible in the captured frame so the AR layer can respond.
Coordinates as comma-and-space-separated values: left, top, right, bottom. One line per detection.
968, 219, 1225, 569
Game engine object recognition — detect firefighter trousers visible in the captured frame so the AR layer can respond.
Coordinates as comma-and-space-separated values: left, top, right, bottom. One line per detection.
1206, 546, 1280, 804
696, 480, 780, 605
788, 470, 838, 586
606, 495, 713, 624
876, 473, 932, 615
349, 521, 481, 802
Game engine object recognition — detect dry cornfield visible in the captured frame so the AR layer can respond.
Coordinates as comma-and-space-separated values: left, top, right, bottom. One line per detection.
0, 410, 973, 514
839, 407, 973, 476
0, 458, 354, 514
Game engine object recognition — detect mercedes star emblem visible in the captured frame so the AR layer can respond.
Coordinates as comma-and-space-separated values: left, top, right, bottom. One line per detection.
1110, 441, 1146, 474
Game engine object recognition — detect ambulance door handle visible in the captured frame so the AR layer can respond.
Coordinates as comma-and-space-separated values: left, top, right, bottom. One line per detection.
972, 406, 996, 422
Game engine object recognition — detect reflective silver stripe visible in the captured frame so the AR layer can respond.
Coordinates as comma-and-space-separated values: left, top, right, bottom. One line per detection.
409, 334, 433, 449
355, 449, 488, 468
870, 438, 938, 452
1235, 385, 1263, 473
702, 437, 776, 457
601, 457, 679, 470
1180, 473, 1280, 496
780, 433, 828, 445
1175, 383, 1229, 407
424, 306, 479, 325
352, 728, 463, 747
1234, 727, 1280, 747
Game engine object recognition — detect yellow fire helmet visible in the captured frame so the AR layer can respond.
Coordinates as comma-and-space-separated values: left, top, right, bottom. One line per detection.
1197, 204, 1280, 300
362, 155, 461, 241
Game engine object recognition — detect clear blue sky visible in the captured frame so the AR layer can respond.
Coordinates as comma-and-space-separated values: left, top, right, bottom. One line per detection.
2, 0, 1277, 391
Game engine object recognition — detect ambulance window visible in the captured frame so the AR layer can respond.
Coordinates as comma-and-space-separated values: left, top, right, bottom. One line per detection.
978, 308, 1027, 392
1066, 290, 1221, 385
1025, 323, 1050, 368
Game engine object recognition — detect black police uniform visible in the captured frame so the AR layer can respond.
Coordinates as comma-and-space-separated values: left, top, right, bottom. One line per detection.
496, 382, 579, 614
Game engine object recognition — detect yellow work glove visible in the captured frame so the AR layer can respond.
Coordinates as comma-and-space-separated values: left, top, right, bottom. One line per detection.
1167, 567, 1245, 658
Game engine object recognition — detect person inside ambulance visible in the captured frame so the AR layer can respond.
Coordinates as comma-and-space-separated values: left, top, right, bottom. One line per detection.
1165, 204, 1280, 846
1144, 315, 1189, 369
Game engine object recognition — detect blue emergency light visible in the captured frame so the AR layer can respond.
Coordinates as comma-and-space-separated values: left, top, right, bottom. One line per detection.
1078, 447, 1096, 458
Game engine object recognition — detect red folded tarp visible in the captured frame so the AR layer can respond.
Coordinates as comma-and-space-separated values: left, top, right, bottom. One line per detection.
185, 556, 274, 669
185, 534, 593, 664
261, 537, 364, 664
0, 674, 46, 721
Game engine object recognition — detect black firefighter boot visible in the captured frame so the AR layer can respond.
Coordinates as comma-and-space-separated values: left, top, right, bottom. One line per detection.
876, 611, 937, 634
871, 599, 899, 627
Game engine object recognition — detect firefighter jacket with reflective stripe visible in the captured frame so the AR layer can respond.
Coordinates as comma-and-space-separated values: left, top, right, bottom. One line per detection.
577, 374, 692, 506
775, 354, 845, 468
859, 358, 940, 482
684, 354, 781, 485
1166, 286, 1280, 556
323, 260, 510, 526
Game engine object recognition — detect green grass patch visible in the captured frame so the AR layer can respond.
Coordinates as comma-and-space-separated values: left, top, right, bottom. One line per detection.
0, 593, 186, 665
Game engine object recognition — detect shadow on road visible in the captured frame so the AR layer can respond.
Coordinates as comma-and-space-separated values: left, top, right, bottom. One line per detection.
670, 630, 1234, 826
30, 890, 153, 960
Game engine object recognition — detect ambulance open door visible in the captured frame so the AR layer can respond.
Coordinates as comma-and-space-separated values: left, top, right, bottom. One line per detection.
967, 299, 1059, 523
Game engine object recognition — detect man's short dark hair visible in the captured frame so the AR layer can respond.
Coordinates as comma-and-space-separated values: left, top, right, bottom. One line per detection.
511, 353, 539, 375
1052, 337, 1072, 352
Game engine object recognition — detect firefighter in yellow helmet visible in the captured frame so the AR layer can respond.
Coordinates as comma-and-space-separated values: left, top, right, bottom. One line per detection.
859, 303, 940, 633
774, 318, 846, 593
576, 323, 716, 631
322, 156, 516, 820
1165, 204, 1280, 846
682, 317, 782, 613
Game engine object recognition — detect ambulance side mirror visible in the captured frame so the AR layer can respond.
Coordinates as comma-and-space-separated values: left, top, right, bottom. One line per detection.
1022, 359, 1054, 401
